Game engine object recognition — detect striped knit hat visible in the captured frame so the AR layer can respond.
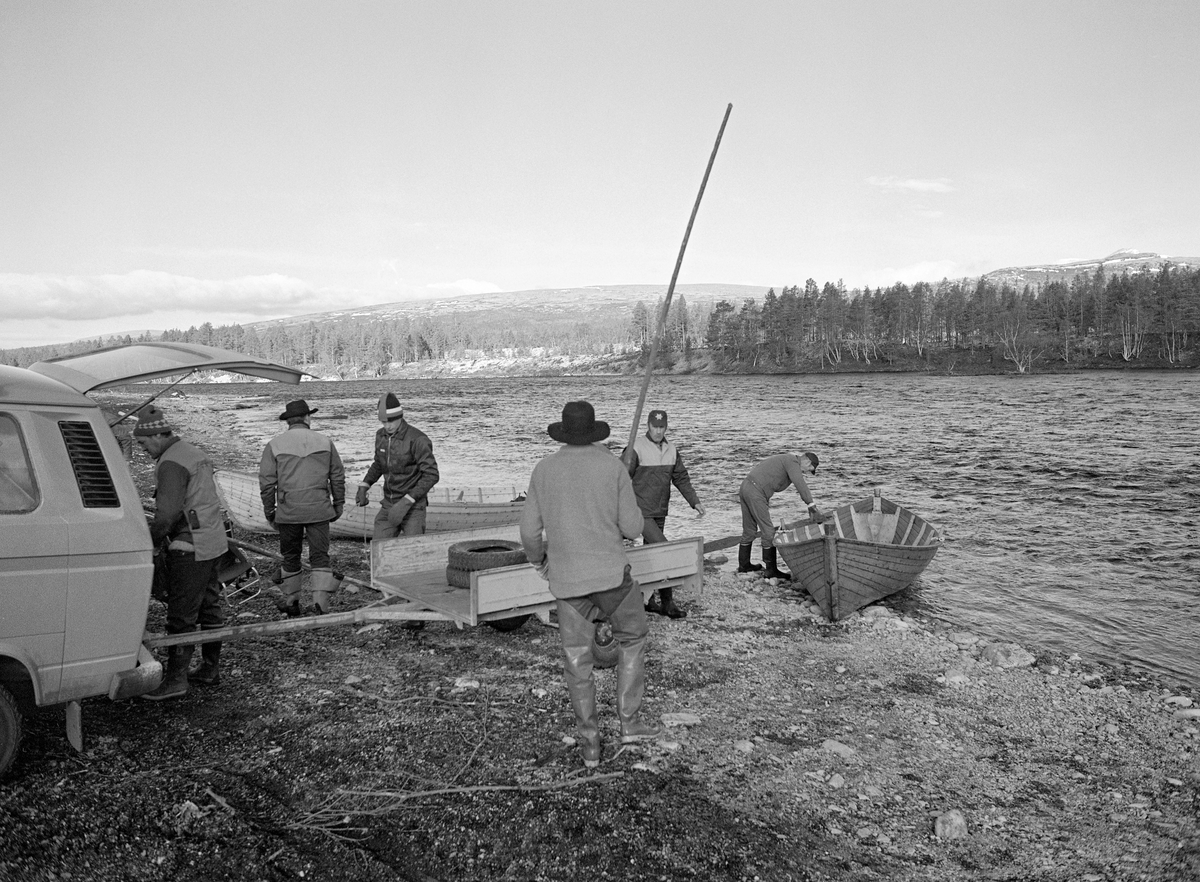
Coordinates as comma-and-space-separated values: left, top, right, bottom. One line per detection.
133, 405, 173, 436
378, 392, 403, 422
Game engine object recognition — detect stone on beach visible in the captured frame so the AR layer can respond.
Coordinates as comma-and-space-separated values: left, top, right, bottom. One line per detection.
934, 809, 969, 839
980, 642, 1036, 668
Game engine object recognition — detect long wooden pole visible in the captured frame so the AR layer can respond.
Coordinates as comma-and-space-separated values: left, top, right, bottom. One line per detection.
623, 103, 732, 462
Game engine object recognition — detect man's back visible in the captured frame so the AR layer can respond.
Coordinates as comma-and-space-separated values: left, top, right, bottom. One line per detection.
520, 443, 643, 597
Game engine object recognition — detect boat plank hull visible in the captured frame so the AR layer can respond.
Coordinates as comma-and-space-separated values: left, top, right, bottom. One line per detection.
776, 493, 941, 621
214, 469, 524, 539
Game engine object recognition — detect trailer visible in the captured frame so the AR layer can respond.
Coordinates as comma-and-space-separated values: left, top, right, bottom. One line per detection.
370, 533, 705, 629
144, 531, 705, 648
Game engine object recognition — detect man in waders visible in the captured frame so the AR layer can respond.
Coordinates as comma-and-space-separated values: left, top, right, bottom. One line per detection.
738, 451, 825, 580
520, 400, 664, 769
259, 399, 346, 616
136, 405, 228, 700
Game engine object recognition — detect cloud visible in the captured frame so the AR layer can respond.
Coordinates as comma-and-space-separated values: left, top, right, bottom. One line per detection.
866, 176, 955, 194
0, 271, 323, 320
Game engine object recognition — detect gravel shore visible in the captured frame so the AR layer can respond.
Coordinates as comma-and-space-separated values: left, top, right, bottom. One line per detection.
1, 395, 1196, 882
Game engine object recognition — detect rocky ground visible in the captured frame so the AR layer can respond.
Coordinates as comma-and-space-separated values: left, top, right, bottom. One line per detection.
1, 396, 1197, 882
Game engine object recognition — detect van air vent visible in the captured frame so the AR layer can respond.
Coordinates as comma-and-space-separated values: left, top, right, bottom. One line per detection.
59, 420, 121, 508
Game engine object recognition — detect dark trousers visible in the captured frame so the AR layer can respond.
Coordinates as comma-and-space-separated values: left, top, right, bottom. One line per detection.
163, 551, 223, 635
277, 521, 331, 572
641, 516, 667, 545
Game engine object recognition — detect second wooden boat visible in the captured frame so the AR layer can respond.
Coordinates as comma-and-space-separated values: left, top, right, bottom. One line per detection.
214, 469, 526, 539
774, 489, 941, 621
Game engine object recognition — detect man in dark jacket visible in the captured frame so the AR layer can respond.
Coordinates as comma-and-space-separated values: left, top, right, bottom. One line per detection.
136, 405, 229, 700
355, 392, 439, 540
259, 399, 346, 615
622, 408, 705, 618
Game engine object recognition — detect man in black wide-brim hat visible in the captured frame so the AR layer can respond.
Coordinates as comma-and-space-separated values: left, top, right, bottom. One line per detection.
519, 400, 664, 768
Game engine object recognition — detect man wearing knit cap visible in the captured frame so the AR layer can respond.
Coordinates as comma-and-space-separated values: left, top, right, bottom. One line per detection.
259, 399, 346, 616
355, 392, 440, 540
134, 404, 228, 700
520, 400, 664, 769
621, 408, 705, 619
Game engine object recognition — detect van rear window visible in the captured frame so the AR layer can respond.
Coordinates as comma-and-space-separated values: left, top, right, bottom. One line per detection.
59, 420, 121, 508
0, 414, 39, 513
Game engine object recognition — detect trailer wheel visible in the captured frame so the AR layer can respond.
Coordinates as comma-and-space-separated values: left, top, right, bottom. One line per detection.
593, 621, 618, 669
484, 614, 531, 632
447, 540, 526, 572
0, 684, 24, 780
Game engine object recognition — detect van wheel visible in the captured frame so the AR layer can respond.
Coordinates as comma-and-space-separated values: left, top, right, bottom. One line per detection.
447, 540, 526, 572
0, 684, 24, 780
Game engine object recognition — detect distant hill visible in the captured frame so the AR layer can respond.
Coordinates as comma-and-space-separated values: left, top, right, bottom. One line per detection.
245, 283, 773, 334
981, 249, 1200, 289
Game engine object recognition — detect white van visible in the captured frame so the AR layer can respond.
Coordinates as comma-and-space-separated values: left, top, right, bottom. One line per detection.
0, 342, 304, 778
0, 364, 160, 775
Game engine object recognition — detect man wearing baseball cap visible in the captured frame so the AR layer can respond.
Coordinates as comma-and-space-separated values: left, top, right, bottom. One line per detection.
621, 408, 706, 618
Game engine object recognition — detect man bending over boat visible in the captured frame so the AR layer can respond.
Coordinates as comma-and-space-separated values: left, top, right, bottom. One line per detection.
355, 392, 440, 540
520, 400, 664, 769
738, 452, 825, 580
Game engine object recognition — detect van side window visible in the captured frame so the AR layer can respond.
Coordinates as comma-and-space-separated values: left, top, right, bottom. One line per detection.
58, 420, 121, 508
0, 414, 40, 513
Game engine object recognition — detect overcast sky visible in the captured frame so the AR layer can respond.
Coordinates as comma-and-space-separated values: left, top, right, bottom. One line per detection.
3, 1, 1198, 349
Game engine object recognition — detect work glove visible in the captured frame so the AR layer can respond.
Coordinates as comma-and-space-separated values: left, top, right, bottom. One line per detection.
331, 503, 343, 522
386, 498, 412, 528
264, 510, 276, 530
355, 486, 370, 507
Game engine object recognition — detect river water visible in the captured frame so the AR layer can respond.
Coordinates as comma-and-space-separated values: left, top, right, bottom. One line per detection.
202, 371, 1198, 687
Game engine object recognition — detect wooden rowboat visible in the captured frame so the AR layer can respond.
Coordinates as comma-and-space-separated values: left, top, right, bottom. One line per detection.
774, 489, 941, 621
214, 469, 526, 539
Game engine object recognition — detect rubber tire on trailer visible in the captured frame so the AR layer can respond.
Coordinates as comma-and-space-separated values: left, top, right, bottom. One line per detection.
445, 566, 473, 590
593, 621, 618, 669
0, 683, 24, 780
484, 614, 531, 632
447, 540, 526, 572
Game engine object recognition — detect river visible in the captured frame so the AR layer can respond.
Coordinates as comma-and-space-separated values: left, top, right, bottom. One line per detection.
201, 370, 1198, 688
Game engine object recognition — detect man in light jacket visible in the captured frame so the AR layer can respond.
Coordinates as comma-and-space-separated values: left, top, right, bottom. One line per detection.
136, 404, 229, 700
621, 408, 705, 618
520, 400, 664, 769
260, 399, 346, 615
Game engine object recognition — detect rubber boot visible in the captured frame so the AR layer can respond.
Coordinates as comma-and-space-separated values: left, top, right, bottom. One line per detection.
558, 602, 602, 767
188, 638, 221, 687
658, 586, 687, 619
310, 568, 337, 615
276, 570, 303, 618
142, 645, 194, 701
737, 543, 763, 574
644, 590, 663, 616
762, 546, 790, 581
615, 630, 663, 744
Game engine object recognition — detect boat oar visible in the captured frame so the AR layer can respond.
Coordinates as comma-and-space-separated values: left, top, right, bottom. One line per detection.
623, 103, 733, 463
229, 537, 375, 594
